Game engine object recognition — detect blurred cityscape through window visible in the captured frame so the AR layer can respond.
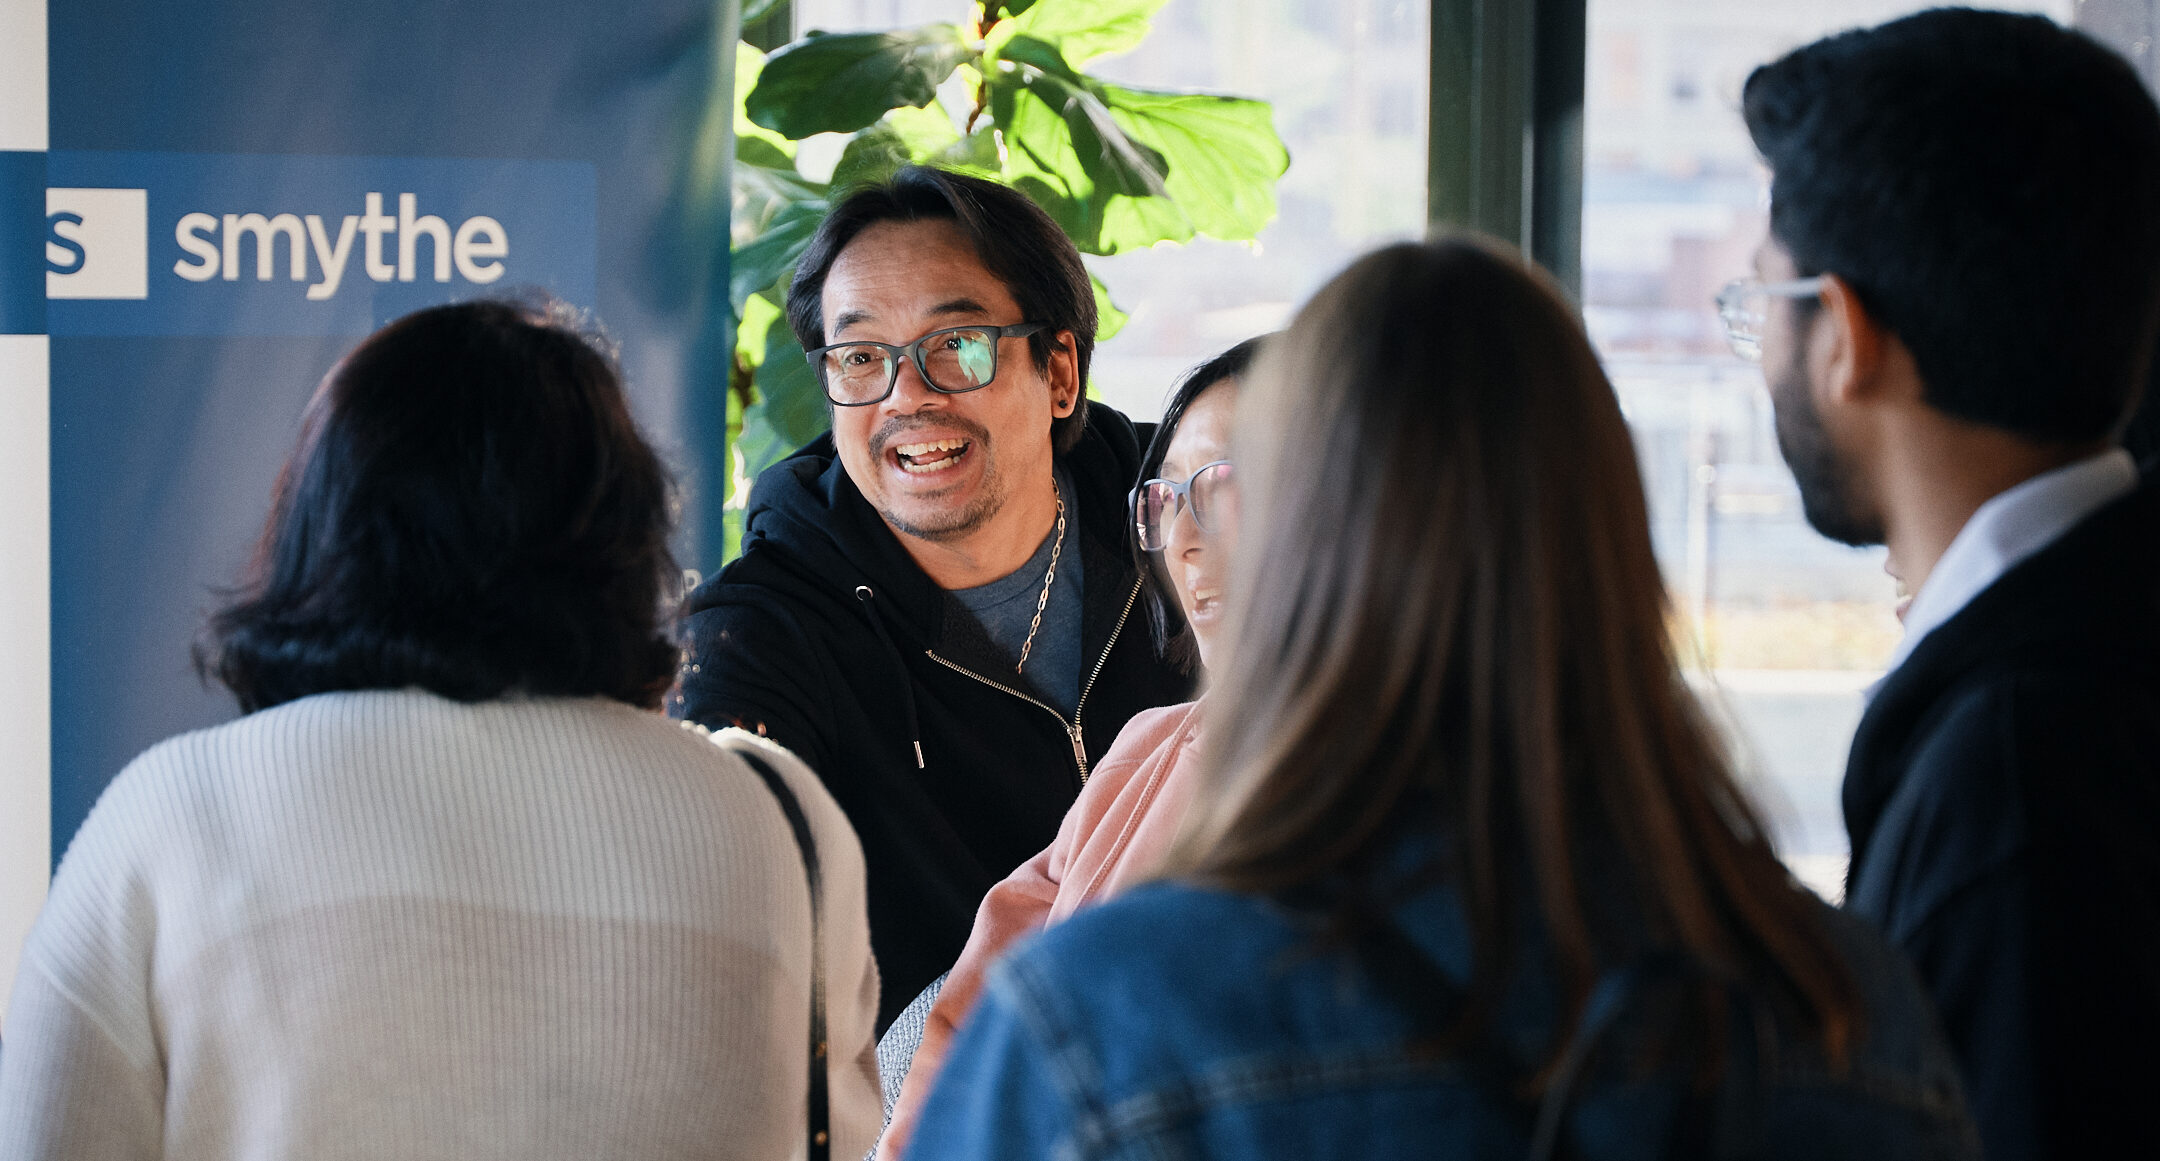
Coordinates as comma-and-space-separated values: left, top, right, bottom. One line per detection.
1583, 0, 2072, 896
789, 0, 2097, 897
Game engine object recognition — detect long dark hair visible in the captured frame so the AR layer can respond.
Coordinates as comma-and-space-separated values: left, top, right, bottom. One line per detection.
1171, 239, 1860, 1080
198, 298, 680, 713
1133, 336, 1268, 669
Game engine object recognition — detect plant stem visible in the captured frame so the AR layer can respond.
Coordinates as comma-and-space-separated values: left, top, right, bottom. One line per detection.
966, 1, 1005, 133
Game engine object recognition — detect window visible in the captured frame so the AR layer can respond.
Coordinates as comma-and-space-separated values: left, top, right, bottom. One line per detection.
1581, 0, 2076, 897
792, 0, 1430, 420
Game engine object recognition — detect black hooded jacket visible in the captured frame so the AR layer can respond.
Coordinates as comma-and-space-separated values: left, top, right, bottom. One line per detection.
1843, 461, 2160, 1161
674, 407, 1195, 1031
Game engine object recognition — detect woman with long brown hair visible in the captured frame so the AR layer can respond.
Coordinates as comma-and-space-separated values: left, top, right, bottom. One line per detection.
907, 239, 1976, 1159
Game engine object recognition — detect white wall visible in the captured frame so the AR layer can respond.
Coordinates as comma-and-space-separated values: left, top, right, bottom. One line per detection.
2, 0, 51, 1026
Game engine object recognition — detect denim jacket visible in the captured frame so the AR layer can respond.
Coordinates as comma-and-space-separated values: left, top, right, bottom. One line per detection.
908, 876, 1978, 1160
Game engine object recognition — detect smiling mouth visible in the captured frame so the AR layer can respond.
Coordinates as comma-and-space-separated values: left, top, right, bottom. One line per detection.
892, 438, 972, 474
1190, 588, 1222, 616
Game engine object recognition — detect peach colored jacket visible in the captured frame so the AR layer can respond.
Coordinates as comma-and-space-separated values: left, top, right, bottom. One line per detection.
878, 699, 1205, 1160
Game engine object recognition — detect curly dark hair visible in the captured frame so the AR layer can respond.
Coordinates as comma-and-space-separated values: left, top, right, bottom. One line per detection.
198, 298, 680, 713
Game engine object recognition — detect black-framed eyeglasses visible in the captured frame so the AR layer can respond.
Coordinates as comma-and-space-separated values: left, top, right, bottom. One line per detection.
1713, 277, 1825, 362
804, 322, 1049, 406
1132, 460, 1236, 552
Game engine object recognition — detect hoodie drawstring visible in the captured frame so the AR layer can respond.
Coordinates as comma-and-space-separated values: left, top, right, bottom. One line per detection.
855, 585, 926, 769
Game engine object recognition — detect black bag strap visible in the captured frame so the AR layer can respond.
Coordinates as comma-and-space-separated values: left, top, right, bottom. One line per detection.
739, 749, 831, 1161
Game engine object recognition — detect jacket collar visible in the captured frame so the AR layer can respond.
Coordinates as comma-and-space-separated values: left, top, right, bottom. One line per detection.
743, 405, 1150, 647
1843, 464, 2160, 875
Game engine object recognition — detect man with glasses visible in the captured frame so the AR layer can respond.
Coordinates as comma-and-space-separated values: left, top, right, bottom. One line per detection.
1733, 12, 2160, 1159
674, 167, 1193, 1044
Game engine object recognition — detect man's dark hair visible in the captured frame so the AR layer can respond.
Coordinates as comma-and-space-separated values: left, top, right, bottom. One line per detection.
1134, 335, 1269, 670
787, 166, 1097, 454
198, 298, 679, 713
1744, 8, 2160, 442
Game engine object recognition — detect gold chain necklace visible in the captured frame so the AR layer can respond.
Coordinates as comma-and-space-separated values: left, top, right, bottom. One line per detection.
1014, 479, 1067, 675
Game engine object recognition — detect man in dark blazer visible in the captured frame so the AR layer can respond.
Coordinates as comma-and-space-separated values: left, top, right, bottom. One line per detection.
1735, 11, 2160, 1159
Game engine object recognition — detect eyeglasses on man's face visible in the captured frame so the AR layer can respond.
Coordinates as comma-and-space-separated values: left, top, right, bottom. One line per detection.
1714, 277, 1825, 362
805, 322, 1048, 406
1132, 460, 1236, 553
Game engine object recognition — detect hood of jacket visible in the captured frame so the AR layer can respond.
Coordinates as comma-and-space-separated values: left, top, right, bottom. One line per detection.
730, 405, 1155, 649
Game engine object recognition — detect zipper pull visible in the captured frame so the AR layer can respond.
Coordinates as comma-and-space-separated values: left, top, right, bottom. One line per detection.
1070, 726, 1089, 783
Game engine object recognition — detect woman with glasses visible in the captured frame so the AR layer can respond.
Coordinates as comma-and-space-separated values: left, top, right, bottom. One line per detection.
876, 337, 1264, 1160
906, 240, 1979, 1159
0, 300, 882, 1161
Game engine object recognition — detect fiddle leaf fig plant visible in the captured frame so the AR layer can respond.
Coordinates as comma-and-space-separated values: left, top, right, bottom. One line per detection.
723, 0, 1288, 559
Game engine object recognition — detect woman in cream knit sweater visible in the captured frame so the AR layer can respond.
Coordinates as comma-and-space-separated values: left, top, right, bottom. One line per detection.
0, 300, 881, 1160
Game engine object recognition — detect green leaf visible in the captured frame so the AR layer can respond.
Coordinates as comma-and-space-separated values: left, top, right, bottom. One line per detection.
734, 290, 785, 371
993, 0, 1042, 16
721, 379, 747, 562
829, 125, 911, 194
932, 127, 1004, 178
737, 135, 796, 170
1100, 83, 1288, 243
741, 0, 787, 26
993, 0, 1166, 68
828, 102, 963, 191
730, 207, 819, 317
988, 39, 1189, 253
738, 326, 831, 492
883, 102, 964, 160
748, 25, 972, 138
1091, 272, 1127, 342
986, 35, 1289, 255
990, 71, 1085, 217
734, 41, 795, 163
730, 164, 826, 315
733, 162, 826, 242
999, 38, 1167, 199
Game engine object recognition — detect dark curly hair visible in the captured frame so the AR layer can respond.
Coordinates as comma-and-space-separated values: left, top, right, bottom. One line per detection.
198, 298, 680, 713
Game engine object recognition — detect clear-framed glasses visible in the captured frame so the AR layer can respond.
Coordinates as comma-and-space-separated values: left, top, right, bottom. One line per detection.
1714, 277, 1825, 362
1132, 460, 1236, 552
804, 322, 1048, 406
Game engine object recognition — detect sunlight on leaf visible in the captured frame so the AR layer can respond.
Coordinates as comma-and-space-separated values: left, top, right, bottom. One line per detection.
828, 101, 966, 191
1102, 84, 1288, 242
735, 41, 796, 163
1091, 271, 1128, 342
993, 0, 1165, 68
738, 325, 831, 495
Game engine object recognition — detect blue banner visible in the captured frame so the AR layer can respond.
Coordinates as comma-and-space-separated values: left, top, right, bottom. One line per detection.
45, 151, 597, 336
33, 0, 739, 866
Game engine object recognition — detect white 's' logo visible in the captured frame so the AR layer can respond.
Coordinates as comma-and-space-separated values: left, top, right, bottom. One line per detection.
47, 188, 150, 300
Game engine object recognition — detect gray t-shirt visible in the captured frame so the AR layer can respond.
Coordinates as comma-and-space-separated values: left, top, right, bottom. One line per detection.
947, 470, 1085, 717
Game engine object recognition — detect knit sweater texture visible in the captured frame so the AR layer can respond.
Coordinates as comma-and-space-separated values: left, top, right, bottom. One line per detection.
0, 688, 882, 1161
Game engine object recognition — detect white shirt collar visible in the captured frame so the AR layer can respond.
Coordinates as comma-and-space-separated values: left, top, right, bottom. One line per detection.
1882, 447, 2140, 679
